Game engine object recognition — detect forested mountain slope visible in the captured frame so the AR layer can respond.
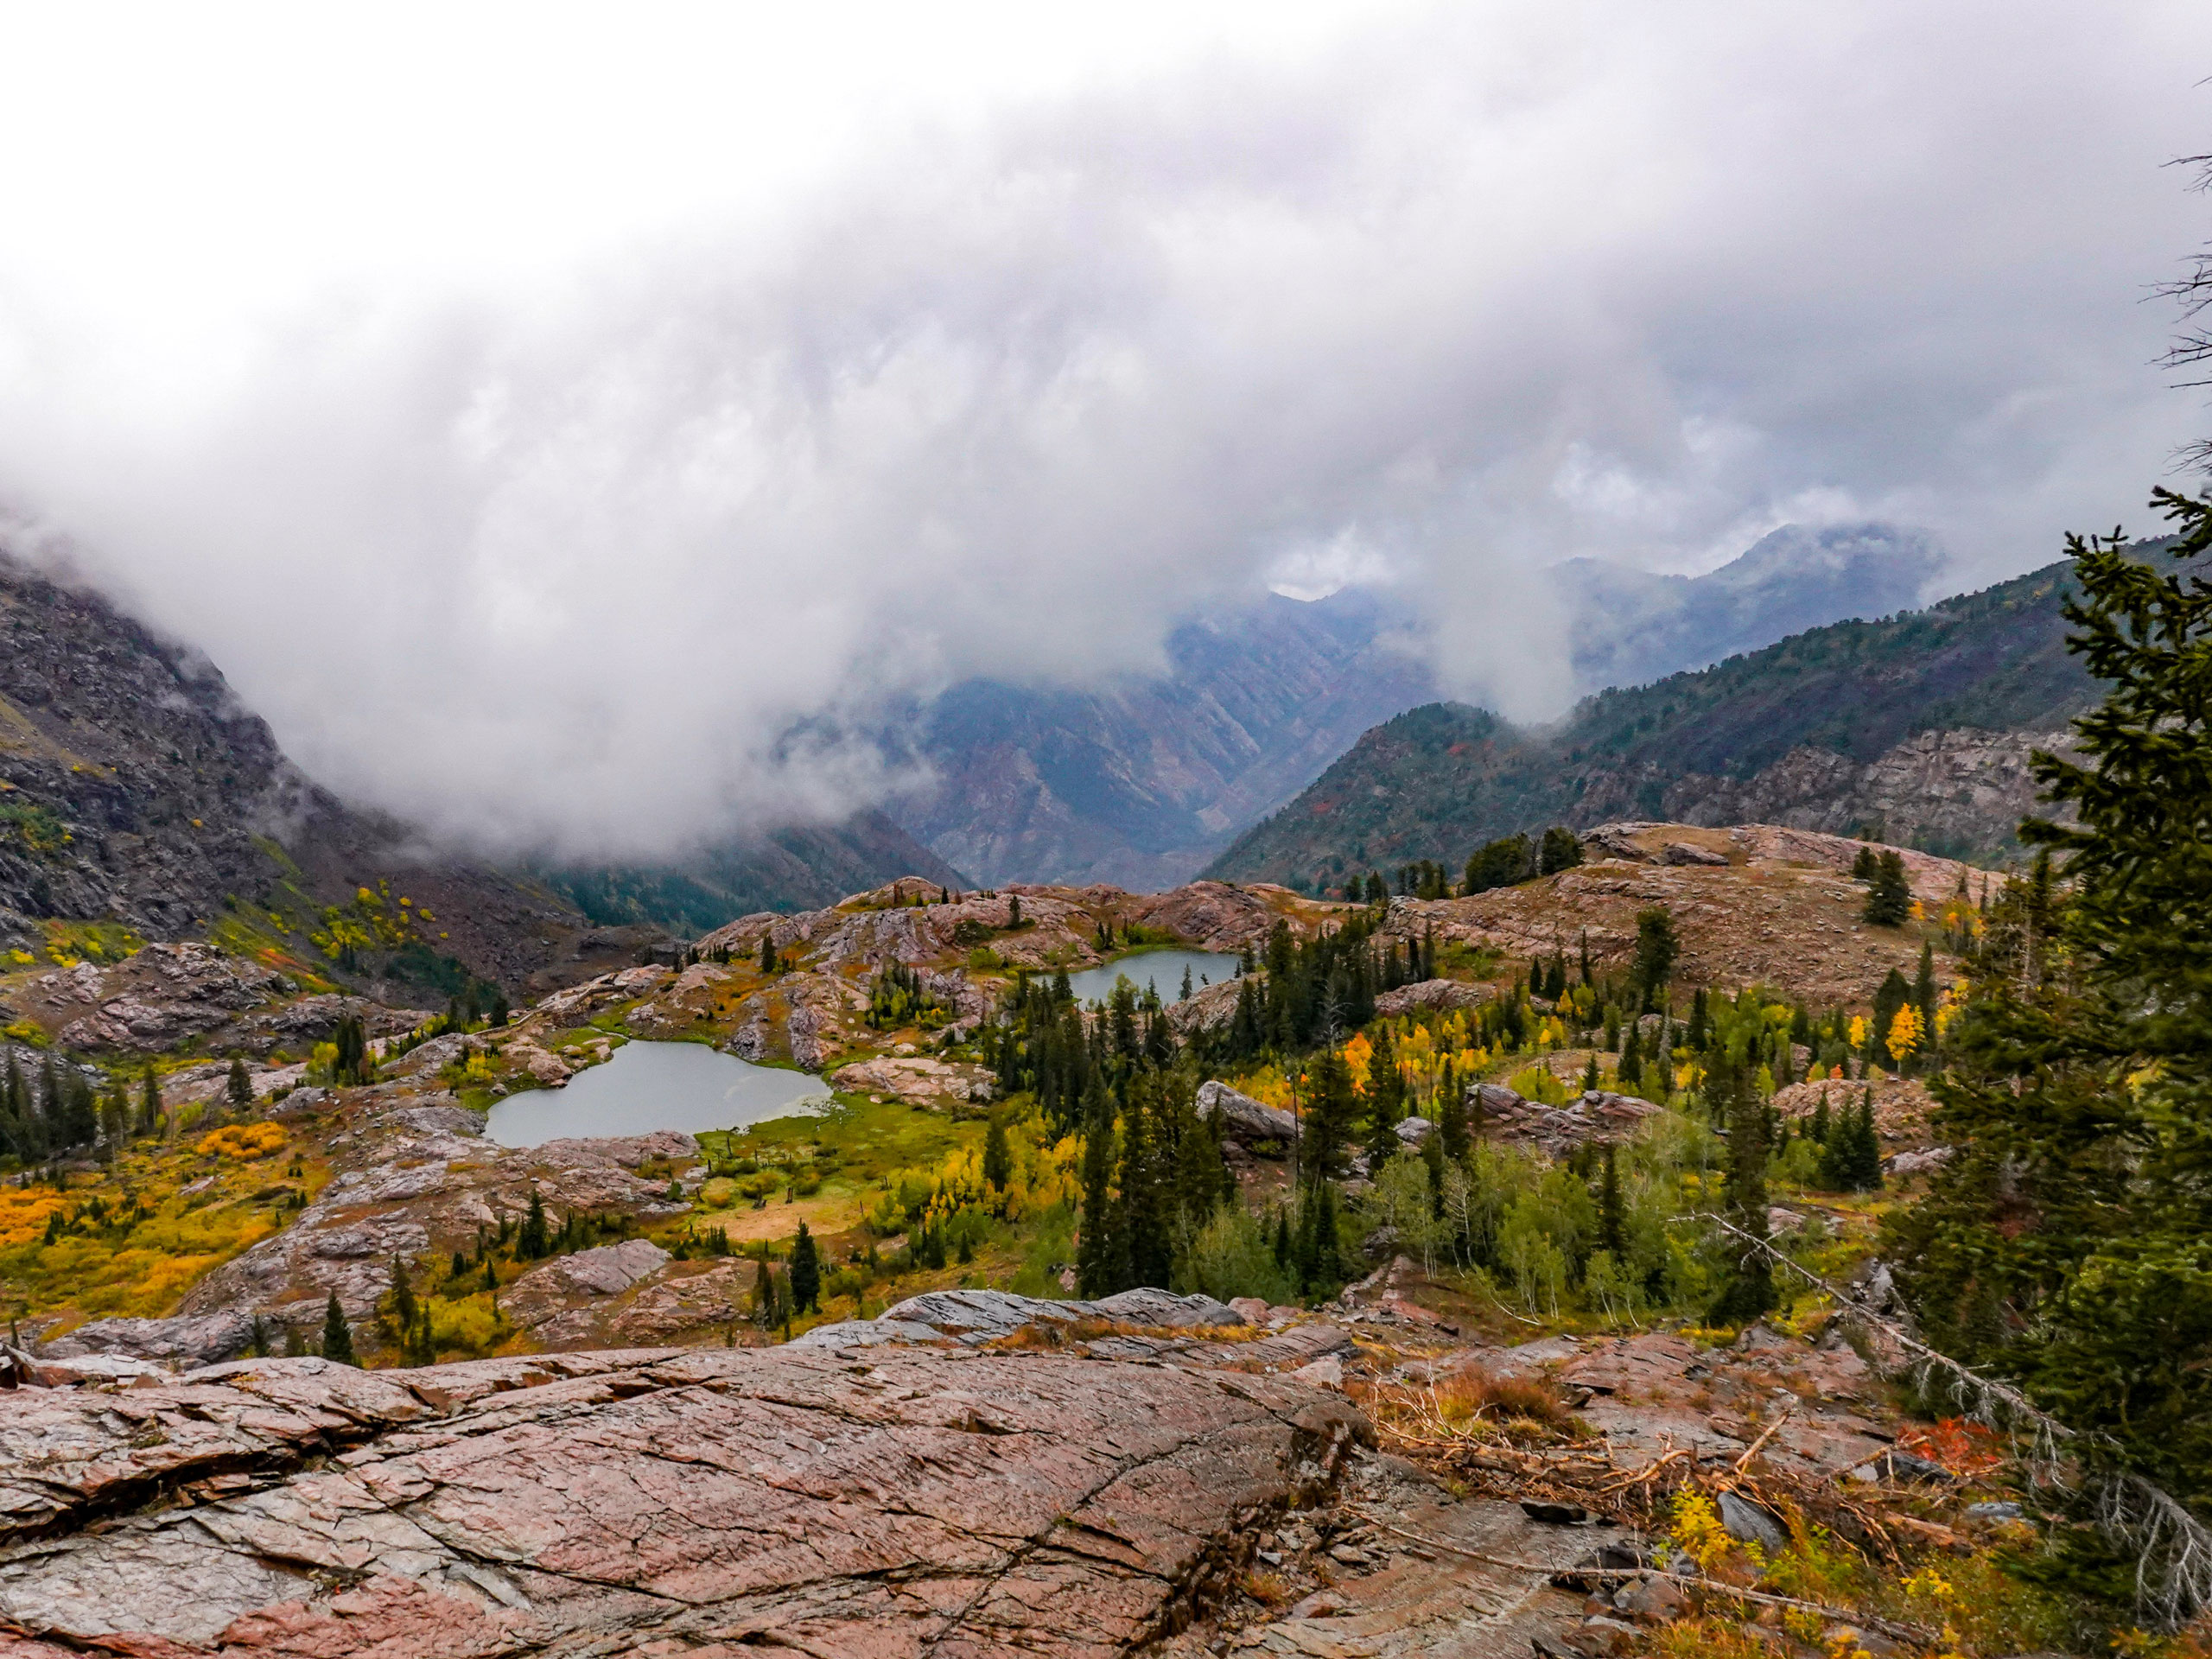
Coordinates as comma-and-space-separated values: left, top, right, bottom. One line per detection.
540, 812, 966, 936
1207, 555, 2101, 890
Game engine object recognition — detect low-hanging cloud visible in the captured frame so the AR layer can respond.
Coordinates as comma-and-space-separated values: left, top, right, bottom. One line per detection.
0, 1, 2204, 861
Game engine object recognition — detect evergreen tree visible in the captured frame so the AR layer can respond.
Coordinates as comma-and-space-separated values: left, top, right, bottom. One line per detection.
1118, 1078, 1169, 1289
1864, 850, 1913, 926
760, 931, 777, 974
1302, 1048, 1358, 1181
322, 1293, 358, 1365
1076, 1077, 1117, 1296
1886, 503, 2212, 1601
982, 1116, 1012, 1194
1914, 941, 1938, 1039
1272, 1205, 1293, 1272
789, 1221, 821, 1313
1580, 1053, 1600, 1093
1597, 1144, 1625, 1261
1708, 1055, 1775, 1324
388, 1255, 416, 1336
1437, 1065, 1470, 1162
1852, 1092, 1885, 1188
1293, 1181, 1343, 1294
1851, 842, 1880, 881
1363, 1024, 1404, 1169
332, 1016, 370, 1086
1618, 1022, 1644, 1088
518, 1189, 550, 1259
1539, 825, 1583, 876
1632, 907, 1679, 1012
754, 1261, 785, 1329
226, 1057, 252, 1109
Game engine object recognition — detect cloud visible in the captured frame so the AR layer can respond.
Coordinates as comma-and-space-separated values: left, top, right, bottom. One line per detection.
0, 1, 2203, 856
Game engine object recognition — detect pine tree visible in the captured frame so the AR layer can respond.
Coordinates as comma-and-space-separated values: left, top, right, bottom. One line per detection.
322, 1293, 357, 1365
1851, 1091, 1884, 1189
1438, 1065, 1469, 1161
1581, 1053, 1600, 1094
226, 1057, 252, 1109
1618, 1023, 1643, 1088
388, 1255, 416, 1337
1914, 941, 1938, 1039
1852, 842, 1880, 881
1118, 1079, 1168, 1289
1864, 850, 1913, 927
755, 1261, 785, 1329
1363, 1024, 1403, 1169
789, 1222, 820, 1313
1302, 1048, 1358, 1181
1708, 1055, 1775, 1324
333, 1015, 369, 1086
1597, 1145, 1625, 1261
982, 1116, 1012, 1193
518, 1189, 550, 1258
760, 931, 777, 975
1632, 907, 1679, 1011
1076, 1077, 1117, 1296
1871, 505, 2212, 1577
1539, 825, 1582, 875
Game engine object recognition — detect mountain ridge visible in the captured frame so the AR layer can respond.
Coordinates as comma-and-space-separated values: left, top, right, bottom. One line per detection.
1205, 551, 2104, 889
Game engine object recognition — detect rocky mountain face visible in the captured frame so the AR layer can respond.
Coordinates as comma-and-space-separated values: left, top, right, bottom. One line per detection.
0, 552, 683, 994
885, 588, 1438, 891
887, 522, 1956, 893
0, 553, 976, 989
1208, 554, 2105, 888
1552, 521, 1945, 693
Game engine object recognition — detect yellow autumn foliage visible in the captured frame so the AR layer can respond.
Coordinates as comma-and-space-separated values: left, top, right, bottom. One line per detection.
197, 1122, 288, 1160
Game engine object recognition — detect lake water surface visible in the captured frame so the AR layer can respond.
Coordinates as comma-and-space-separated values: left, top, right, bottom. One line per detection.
1060, 950, 1243, 1007
484, 1039, 829, 1147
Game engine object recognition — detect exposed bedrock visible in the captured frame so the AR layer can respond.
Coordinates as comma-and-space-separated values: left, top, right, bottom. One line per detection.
0, 1344, 1364, 1656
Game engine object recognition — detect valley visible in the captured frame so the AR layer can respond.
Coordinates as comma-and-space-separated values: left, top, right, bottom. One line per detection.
0, 817, 2038, 1655
0, 537, 2204, 1658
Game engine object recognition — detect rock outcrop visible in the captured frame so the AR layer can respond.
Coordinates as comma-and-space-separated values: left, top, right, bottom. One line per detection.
798, 1286, 1243, 1350
0, 1344, 1363, 1656
1196, 1079, 1298, 1143
1472, 1083, 1663, 1158
166, 1101, 691, 1338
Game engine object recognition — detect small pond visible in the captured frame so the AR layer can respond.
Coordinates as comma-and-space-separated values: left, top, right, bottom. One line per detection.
1060, 950, 1244, 1008
484, 1039, 830, 1148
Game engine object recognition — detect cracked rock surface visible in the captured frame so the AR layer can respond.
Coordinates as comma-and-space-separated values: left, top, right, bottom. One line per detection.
0, 1343, 1363, 1656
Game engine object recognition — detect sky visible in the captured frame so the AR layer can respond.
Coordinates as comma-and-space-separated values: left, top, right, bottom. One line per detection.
0, 1, 2205, 860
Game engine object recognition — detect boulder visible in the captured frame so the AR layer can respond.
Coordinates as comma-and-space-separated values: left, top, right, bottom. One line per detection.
1373, 978, 1491, 1017
1471, 1084, 1661, 1159
1394, 1115, 1435, 1148
36, 1311, 255, 1370
1196, 1078, 1298, 1142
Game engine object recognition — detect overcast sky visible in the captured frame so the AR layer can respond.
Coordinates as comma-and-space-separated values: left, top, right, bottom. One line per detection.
0, 2, 2205, 859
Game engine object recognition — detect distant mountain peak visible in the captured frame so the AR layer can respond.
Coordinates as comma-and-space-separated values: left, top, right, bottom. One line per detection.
1551, 520, 1948, 694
